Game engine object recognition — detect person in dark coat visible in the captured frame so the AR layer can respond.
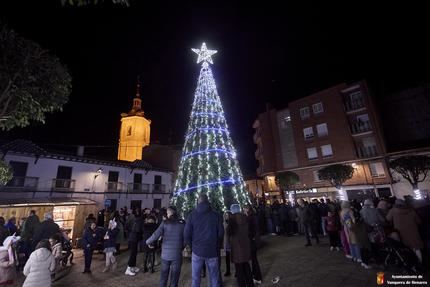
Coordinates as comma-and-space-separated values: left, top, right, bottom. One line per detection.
82, 222, 99, 273
0, 217, 9, 246
228, 204, 254, 287
184, 193, 224, 287
125, 209, 143, 276
244, 205, 262, 285
141, 216, 158, 273
5, 217, 17, 236
298, 199, 319, 246
83, 214, 96, 232
33, 213, 60, 248
147, 206, 185, 287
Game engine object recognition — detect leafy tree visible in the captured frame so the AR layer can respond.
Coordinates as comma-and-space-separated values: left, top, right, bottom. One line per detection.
318, 164, 355, 189
390, 155, 430, 190
0, 25, 72, 130
275, 171, 300, 202
0, 160, 12, 186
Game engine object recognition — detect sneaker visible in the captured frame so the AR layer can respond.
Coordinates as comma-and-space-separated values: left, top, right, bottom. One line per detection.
131, 267, 140, 273
345, 255, 352, 259
357, 259, 362, 263
102, 266, 110, 273
330, 246, 334, 251
361, 263, 371, 269
336, 247, 340, 251
253, 279, 262, 285
125, 267, 136, 276
82, 270, 91, 274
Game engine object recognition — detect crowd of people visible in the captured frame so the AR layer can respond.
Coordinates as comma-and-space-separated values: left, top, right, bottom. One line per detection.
1, 193, 429, 286
0, 211, 69, 286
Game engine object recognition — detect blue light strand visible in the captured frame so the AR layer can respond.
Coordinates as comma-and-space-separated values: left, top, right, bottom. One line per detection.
174, 177, 240, 195
182, 148, 236, 159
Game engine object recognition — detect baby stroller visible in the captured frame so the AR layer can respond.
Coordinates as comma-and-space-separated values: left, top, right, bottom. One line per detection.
380, 233, 421, 275
60, 229, 74, 266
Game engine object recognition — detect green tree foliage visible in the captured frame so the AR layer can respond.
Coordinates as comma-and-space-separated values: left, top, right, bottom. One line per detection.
0, 25, 72, 130
0, 160, 12, 186
318, 164, 355, 189
275, 171, 300, 191
390, 155, 430, 190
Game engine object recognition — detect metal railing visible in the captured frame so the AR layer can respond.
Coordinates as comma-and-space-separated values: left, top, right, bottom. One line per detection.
152, 184, 166, 193
351, 120, 372, 134
345, 97, 365, 111
105, 181, 124, 192
127, 183, 150, 193
357, 145, 378, 158
52, 179, 75, 191
4, 176, 38, 189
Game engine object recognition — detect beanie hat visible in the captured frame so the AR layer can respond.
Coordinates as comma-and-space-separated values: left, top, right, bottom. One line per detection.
230, 204, 241, 214
364, 199, 374, 206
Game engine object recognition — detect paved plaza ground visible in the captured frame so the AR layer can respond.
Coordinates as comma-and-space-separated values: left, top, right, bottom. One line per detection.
17, 234, 429, 287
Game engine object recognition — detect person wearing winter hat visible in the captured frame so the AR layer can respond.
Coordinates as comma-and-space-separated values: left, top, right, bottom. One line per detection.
0, 235, 20, 286
387, 198, 424, 263
228, 204, 254, 286
360, 199, 386, 227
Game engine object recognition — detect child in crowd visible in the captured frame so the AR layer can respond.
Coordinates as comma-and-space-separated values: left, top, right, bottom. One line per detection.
49, 233, 63, 281
103, 220, 119, 272
142, 216, 157, 273
326, 211, 341, 251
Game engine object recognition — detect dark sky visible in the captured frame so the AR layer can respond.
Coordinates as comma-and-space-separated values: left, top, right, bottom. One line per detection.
1, 1, 429, 176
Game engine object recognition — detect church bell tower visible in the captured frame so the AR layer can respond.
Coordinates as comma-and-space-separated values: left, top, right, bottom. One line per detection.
117, 77, 151, 162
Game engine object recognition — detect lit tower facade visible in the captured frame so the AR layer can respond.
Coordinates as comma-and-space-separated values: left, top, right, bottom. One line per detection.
118, 79, 151, 162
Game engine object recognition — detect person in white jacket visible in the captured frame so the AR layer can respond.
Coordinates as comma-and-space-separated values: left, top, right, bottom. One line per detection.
23, 239, 56, 287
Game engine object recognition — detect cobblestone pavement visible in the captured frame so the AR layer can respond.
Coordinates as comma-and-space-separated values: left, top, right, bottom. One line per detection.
16, 235, 429, 286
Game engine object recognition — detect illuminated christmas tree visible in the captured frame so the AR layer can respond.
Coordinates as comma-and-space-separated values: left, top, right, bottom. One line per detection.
172, 42, 250, 216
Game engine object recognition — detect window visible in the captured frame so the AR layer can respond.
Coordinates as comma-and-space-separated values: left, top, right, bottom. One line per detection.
154, 175, 162, 184
313, 170, 323, 182
303, 127, 314, 140
321, 144, 333, 157
281, 116, 291, 129
312, 102, 324, 114
307, 147, 318, 160
153, 199, 162, 209
300, 107, 310, 119
369, 162, 385, 177
316, 123, 328, 137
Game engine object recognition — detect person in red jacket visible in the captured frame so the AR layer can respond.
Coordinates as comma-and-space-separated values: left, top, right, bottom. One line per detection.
326, 211, 341, 251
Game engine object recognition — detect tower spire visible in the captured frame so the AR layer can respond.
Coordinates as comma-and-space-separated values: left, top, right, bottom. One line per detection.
132, 76, 142, 111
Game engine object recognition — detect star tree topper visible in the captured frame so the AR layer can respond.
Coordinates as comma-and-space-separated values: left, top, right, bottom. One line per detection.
191, 42, 217, 65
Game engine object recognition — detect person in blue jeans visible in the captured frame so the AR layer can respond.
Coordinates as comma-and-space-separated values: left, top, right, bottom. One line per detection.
146, 206, 185, 287
184, 193, 224, 287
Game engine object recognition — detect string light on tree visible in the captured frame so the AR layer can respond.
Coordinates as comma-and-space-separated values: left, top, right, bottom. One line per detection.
172, 42, 250, 216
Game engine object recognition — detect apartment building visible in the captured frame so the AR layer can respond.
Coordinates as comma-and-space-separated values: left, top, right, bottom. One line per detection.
253, 81, 393, 202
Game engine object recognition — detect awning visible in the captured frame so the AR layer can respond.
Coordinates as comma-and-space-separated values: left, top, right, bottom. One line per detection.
0, 197, 97, 208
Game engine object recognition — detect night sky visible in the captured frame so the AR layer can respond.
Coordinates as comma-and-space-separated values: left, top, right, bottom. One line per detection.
1, 1, 429, 176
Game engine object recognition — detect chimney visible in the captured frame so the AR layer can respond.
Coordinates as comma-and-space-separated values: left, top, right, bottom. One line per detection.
77, 146, 85, 157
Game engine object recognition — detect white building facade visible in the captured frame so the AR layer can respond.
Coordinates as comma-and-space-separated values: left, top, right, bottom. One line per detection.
0, 141, 173, 211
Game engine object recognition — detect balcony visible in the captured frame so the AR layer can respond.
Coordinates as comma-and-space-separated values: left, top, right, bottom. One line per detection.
105, 181, 124, 192
357, 145, 378, 158
350, 120, 372, 135
345, 97, 365, 112
52, 179, 75, 191
152, 184, 166, 193
127, 183, 150, 193
3, 176, 38, 189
